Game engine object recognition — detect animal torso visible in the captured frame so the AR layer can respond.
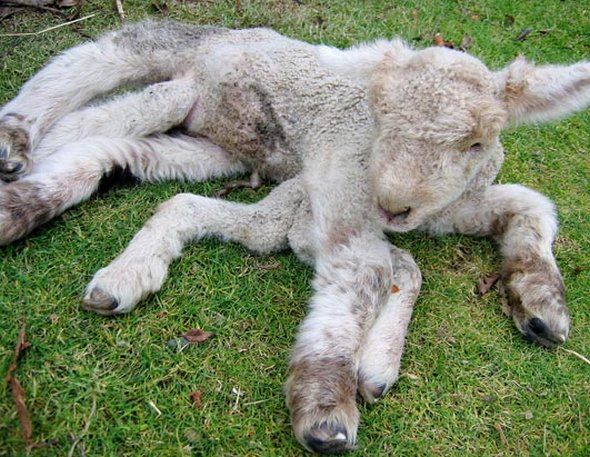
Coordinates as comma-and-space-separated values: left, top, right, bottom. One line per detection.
124, 23, 374, 182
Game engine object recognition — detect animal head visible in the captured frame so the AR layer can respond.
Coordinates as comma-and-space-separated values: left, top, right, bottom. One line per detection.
368, 45, 590, 232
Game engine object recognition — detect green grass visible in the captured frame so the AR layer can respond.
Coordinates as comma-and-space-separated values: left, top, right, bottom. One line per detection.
0, 1, 589, 455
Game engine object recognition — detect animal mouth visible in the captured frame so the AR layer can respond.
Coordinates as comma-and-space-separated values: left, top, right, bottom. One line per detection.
379, 206, 412, 228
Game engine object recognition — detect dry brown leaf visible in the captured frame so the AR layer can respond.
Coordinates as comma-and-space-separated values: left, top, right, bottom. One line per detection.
190, 390, 203, 408
391, 284, 400, 294
476, 273, 500, 296
183, 328, 214, 343
434, 32, 454, 49
498, 283, 513, 317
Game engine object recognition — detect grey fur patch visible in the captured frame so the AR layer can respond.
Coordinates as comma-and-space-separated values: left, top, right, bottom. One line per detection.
112, 20, 226, 54
0, 182, 58, 244
286, 355, 357, 424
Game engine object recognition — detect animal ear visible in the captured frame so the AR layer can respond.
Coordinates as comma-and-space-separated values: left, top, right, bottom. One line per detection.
368, 51, 399, 120
367, 41, 415, 119
496, 56, 590, 125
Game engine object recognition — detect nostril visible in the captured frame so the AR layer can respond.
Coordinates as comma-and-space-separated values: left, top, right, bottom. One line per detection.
381, 206, 411, 224
394, 207, 411, 218
0, 160, 23, 173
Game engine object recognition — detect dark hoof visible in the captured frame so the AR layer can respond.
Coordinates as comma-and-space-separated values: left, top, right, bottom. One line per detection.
358, 380, 387, 404
524, 317, 567, 347
304, 422, 353, 454
0, 160, 23, 173
368, 383, 386, 400
82, 288, 119, 313
0, 158, 27, 182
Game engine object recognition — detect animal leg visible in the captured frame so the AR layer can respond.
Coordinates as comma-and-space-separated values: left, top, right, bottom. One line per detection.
426, 184, 569, 347
0, 134, 245, 246
82, 178, 306, 314
357, 246, 421, 403
35, 77, 200, 161
0, 23, 201, 180
285, 230, 394, 454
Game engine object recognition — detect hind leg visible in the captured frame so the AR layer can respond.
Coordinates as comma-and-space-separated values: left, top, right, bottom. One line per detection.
0, 134, 245, 246
35, 76, 201, 161
0, 22, 200, 180
1, 66, 200, 180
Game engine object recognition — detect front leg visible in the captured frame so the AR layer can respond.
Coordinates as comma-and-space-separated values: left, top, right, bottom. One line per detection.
285, 150, 398, 453
427, 184, 570, 346
286, 231, 393, 454
83, 179, 306, 314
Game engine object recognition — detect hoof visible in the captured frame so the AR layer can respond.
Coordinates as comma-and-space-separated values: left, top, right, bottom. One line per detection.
0, 157, 28, 182
358, 381, 386, 404
286, 356, 360, 454
524, 317, 568, 347
304, 422, 354, 454
503, 260, 570, 349
0, 121, 31, 182
82, 287, 119, 315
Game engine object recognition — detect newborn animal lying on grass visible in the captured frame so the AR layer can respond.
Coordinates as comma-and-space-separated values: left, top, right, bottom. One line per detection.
0, 20, 588, 454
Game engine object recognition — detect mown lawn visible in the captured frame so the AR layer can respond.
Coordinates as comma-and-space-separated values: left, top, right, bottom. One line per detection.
0, 1, 589, 456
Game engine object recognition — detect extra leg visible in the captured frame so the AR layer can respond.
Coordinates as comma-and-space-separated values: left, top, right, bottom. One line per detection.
426, 184, 569, 346
357, 246, 421, 403
285, 151, 395, 453
285, 231, 394, 454
82, 178, 306, 314
0, 134, 245, 245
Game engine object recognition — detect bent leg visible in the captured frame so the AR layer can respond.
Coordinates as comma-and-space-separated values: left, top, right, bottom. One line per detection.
0, 134, 245, 245
425, 184, 569, 346
83, 178, 306, 314
285, 230, 393, 454
0, 22, 202, 180
35, 77, 200, 160
357, 246, 421, 403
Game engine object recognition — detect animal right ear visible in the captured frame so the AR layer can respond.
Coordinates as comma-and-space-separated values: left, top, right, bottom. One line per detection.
496, 56, 590, 125
368, 51, 399, 120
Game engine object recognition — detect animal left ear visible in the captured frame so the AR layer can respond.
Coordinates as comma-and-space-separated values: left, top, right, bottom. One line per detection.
496, 56, 590, 125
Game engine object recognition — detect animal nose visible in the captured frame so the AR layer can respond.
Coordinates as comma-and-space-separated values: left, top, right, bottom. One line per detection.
381, 206, 411, 224
524, 317, 567, 347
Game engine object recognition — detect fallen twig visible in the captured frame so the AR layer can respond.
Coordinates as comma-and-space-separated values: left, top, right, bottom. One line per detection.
5, 325, 32, 445
114, 0, 124, 20
0, 12, 96, 37
560, 347, 590, 366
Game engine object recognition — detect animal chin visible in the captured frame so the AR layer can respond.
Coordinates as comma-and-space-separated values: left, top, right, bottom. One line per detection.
379, 206, 414, 231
